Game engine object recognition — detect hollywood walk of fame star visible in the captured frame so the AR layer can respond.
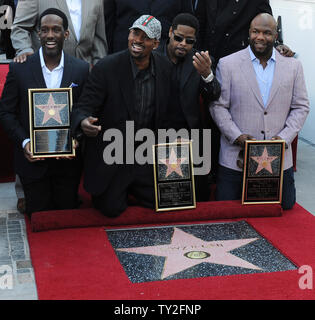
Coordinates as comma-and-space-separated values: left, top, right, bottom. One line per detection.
159, 148, 187, 178
117, 228, 262, 279
36, 94, 67, 125
251, 147, 278, 174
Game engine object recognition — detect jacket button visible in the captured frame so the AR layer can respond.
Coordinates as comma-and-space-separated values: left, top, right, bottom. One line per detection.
264, 111, 267, 115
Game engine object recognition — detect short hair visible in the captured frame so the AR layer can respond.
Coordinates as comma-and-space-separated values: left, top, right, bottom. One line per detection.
171, 13, 200, 35
39, 8, 69, 31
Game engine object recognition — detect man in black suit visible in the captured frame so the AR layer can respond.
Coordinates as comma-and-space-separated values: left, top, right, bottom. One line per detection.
0, 8, 89, 215
71, 15, 172, 218
194, 0, 293, 64
158, 13, 221, 200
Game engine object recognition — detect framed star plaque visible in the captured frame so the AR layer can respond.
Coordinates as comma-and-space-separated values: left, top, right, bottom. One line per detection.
28, 88, 75, 158
242, 140, 285, 205
153, 141, 196, 212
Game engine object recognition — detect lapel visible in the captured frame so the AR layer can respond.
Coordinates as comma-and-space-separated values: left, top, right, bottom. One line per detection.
265, 51, 283, 109
180, 50, 194, 91
239, 49, 265, 109
30, 52, 46, 88
56, 0, 77, 42
60, 53, 73, 88
119, 50, 136, 120
80, 0, 89, 42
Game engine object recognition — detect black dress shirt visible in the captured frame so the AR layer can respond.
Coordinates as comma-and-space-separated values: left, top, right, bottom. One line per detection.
130, 57, 156, 130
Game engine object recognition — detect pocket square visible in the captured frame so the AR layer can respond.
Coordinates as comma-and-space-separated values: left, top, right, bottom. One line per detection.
69, 82, 79, 88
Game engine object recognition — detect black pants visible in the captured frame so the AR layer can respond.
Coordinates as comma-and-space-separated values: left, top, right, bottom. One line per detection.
92, 164, 155, 218
20, 160, 81, 215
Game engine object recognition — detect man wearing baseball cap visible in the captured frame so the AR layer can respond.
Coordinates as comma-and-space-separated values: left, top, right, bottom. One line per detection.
71, 15, 173, 217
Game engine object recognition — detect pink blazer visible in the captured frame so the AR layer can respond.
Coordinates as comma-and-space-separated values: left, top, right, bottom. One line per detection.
210, 47, 310, 171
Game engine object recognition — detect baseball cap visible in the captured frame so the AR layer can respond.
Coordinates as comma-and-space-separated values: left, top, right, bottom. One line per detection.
129, 15, 162, 40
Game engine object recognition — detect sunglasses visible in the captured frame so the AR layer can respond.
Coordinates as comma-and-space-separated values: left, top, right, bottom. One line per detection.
172, 32, 196, 45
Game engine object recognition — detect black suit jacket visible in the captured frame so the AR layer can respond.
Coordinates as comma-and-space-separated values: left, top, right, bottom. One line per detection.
0, 51, 89, 182
71, 49, 172, 195
195, 0, 272, 62
157, 43, 221, 130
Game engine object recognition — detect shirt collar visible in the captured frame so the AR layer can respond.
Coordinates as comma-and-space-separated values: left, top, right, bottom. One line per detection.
248, 45, 276, 63
129, 54, 155, 79
39, 47, 64, 71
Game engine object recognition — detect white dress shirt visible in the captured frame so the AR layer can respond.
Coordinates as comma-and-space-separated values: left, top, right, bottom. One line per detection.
66, 0, 82, 41
39, 47, 64, 89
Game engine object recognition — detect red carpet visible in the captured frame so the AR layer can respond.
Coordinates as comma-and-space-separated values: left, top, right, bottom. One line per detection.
26, 203, 315, 300
31, 200, 282, 232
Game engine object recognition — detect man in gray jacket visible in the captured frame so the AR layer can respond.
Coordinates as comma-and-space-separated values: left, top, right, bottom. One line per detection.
11, 0, 107, 65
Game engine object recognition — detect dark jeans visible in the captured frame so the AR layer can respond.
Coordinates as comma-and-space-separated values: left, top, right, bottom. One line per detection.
215, 165, 296, 210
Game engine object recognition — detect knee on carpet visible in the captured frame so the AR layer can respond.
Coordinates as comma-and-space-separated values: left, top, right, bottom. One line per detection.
101, 208, 124, 218
98, 203, 127, 218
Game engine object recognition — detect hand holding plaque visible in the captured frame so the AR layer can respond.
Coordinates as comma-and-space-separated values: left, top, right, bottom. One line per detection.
23, 142, 44, 162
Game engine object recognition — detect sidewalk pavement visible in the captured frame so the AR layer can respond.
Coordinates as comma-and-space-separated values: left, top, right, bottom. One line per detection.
0, 206, 37, 300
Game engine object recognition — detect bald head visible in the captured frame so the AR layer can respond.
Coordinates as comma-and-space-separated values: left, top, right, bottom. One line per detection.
250, 13, 277, 33
249, 13, 278, 61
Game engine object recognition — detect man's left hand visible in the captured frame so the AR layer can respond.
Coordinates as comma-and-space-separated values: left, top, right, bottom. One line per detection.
193, 51, 212, 78
276, 44, 295, 57
271, 135, 282, 140
271, 135, 288, 149
55, 140, 78, 160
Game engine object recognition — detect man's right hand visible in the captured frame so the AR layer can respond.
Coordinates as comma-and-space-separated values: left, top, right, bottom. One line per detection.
81, 117, 102, 137
234, 134, 256, 148
23, 142, 43, 162
13, 52, 33, 63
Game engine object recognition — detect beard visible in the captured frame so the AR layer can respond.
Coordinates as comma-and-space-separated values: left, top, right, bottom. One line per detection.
41, 42, 63, 59
249, 40, 274, 59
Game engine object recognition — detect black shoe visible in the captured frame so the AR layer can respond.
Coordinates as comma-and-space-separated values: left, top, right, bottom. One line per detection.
17, 198, 26, 214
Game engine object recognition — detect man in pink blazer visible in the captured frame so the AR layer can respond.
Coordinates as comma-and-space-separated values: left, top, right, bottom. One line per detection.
210, 13, 309, 209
